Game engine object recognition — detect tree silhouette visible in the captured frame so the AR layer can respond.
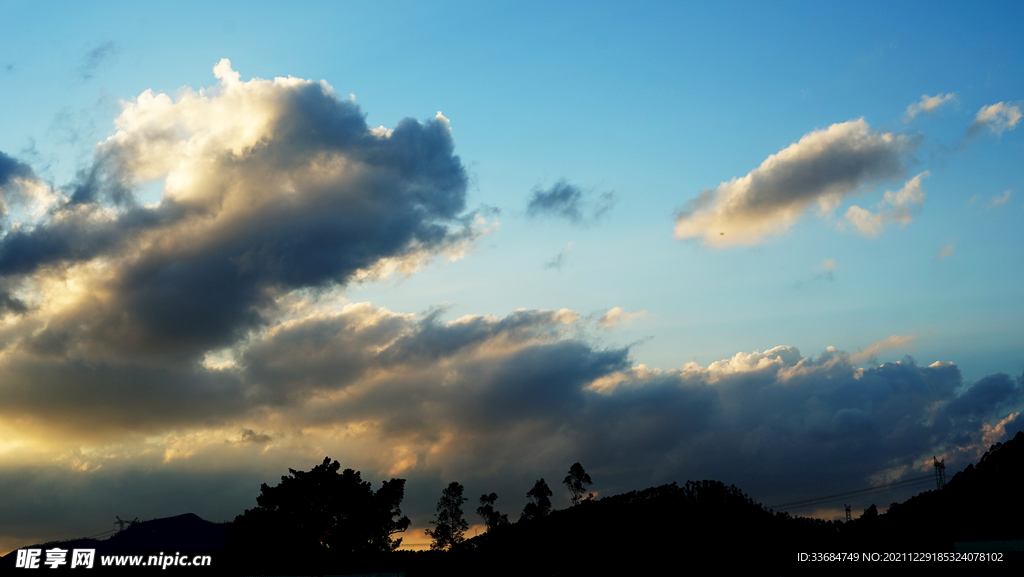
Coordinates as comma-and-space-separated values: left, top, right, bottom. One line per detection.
476, 493, 509, 532
520, 478, 553, 521
426, 482, 469, 550
231, 457, 410, 559
562, 462, 593, 505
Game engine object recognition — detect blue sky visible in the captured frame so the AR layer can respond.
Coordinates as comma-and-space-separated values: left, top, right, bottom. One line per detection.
1, 0, 1022, 553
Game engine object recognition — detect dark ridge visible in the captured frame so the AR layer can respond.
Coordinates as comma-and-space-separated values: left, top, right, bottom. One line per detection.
5, 432, 1023, 574
1, 513, 227, 574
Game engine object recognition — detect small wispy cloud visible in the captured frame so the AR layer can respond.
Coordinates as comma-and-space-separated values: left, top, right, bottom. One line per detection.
968, 102, 1022, 137
904, 93, 956, 122
79, 41, 117, 81
938, 243, 955, 260
238, 428, 272, 444
986, 190, 1011, 208
844, 172, 928, 237
815, 258, 837, 281
851, 334, 915, 364
527, 180, 615, 225
545, 241, 573, 270
599, 306, 647, 329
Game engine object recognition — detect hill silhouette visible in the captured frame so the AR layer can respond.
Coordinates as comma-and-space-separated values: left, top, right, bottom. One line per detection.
1, 513, 227, 573
874, 430, 1024, 545
5, 432, 1023, 575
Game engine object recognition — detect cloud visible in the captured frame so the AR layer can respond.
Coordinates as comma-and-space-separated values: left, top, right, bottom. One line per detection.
526, 180, 615, 224
238, 429, 272, 445
938, 243, 955, 260
674, 120, 914, 246
815, 258, 836, 281
3, 63, 1023, 553
0, 151, 34, 188
2, 306, 1022, 550
968, 102, 1022, 137
986, 189, 1011, 208
79, 41, 117, 81
844, 171, 928, 237
598, 307, 646, 329
850, 334, 915, 364
904, 93, 956, 122
0, 151, 54, 215
545, 241, 573, 270
0, 59, 478, 361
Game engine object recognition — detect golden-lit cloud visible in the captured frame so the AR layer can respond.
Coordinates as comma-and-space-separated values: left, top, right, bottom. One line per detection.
675, 120, 913, 246
598, 306, 646, 329
969, 101, 1022, 136
903, 93, 956, 122
851, 334, 915, 363
843, 171, 928, 237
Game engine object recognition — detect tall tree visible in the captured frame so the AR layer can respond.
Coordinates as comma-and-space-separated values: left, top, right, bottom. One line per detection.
520, 478, 553, 521
231, 457, 410, 558
426, 482, 469, 550
563, 462, 594, 506
476, 493, 509, 532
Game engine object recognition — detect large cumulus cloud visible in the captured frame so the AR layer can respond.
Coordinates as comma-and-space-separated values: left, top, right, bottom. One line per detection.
0, 60, 477, 363
674, 119, 914, 246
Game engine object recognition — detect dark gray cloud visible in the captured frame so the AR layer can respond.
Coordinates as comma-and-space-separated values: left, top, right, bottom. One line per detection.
0, 151, 33, 188
0, 356, 248, 435
526, 180, 615, 224
0, 152, 54, 314
238, 429, 272, 444
233, 313, 1024, 510
0, 463, 266, 552
1, 298, 1022, 546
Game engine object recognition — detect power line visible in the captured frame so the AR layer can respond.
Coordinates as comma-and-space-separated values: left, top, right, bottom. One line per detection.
768, 475, 934, 510
780, 478, 935, 511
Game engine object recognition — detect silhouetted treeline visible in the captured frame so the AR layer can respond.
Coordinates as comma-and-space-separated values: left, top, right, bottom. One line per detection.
225, 457, 410, 574
8, 434, 1024, 575
871, 431, 1024, 546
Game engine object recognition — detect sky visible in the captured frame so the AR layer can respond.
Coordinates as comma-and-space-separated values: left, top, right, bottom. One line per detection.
1, 0, 1023, 554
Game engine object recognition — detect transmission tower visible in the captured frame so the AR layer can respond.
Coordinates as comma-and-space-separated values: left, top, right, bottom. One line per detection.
844, 504, 851, 523
933, 457, 946, 490
114, 516, 138, 534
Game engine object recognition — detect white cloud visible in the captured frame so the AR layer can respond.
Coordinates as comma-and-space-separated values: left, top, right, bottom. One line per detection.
844, 171, 929, 237
969, 102, 1022, 136
844, 205, 882, 237
986, 189, 1011, 208
904, 93, 956, 122
939, 244, 955, 260
598, 306, 647, 329
674, 119, 912, 246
